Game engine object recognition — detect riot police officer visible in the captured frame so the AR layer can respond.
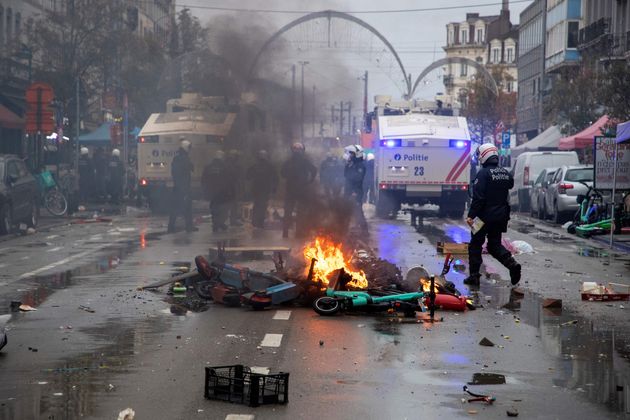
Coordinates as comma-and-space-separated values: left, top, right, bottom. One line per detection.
465, 143, 521, 286
344, 144, 367, 230
168, 139, 196, 233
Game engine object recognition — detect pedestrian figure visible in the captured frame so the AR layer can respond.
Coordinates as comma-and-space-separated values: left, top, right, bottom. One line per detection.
343, 144, 368, 230
108, 148, 124, 204
319, 152, 343, 198
281, 142, 317, 238
465, 143, 521, 286
202, 150, 230, 232
246, 150, 278, 229
78, 147, 94, 204
168, 139, 196, 233
225, 149, 244, 227
93, 147, 108, 201
363, 152, 375, 204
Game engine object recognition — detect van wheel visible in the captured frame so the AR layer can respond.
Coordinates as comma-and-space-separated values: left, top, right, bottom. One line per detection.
0, 206, 13, 235
28, 202, 39, 228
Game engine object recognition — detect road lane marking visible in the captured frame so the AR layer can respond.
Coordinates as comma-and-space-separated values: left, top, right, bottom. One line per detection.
18, 245, 108, 279
260, 334, 283, 347
226, 415, 254, 420
250, 367, 270, 375
46, 247, 63, 253
273, 310, 291, 320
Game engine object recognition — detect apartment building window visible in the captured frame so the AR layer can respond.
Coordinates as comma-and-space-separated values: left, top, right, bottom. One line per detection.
492, 48, 500, 63
476, 29, 483, 43
567, 21, 579, 48
461, 30, 468, 44
506, 81, 513, 93
0, 6, 4, 47
506, 47, 514, 63
6, 8, 12, 39
460, 62, 468, 77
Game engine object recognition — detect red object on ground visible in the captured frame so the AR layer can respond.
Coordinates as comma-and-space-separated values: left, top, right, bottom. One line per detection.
432, 294, 468, 311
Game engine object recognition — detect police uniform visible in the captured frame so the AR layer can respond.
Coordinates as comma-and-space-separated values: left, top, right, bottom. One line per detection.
466, 147, 521, 286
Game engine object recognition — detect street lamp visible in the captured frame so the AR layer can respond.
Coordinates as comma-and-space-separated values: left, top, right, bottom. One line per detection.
16, 44, 32, 83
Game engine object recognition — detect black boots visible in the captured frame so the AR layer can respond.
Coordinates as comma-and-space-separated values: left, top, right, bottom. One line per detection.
509, 262, 521, 286
463, 274, 481, 286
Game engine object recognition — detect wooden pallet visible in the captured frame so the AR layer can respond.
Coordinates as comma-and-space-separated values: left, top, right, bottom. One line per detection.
436, 242, 469, 254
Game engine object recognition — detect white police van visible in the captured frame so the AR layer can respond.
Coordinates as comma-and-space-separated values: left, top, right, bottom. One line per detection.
375, 113, 472, 218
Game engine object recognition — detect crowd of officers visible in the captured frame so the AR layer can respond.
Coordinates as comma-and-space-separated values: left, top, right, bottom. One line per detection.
77, 146, 125, 205
167, 139, 375, 237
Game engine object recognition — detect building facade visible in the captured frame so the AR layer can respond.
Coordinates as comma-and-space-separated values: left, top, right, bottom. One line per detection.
545, 0, 582, 72
440, 0, 518, 111
517, 0, 547, 140
578, 0, 630, 60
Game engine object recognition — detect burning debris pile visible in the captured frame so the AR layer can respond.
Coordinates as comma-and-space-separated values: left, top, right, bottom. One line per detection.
289, 236, 404, 291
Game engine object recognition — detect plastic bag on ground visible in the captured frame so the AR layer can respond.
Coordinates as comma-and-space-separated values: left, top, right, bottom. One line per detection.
511, 240, 534, 255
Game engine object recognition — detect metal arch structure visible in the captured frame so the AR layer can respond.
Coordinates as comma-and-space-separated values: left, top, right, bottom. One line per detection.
410, 57, 499, 98
247, 10, 411, 95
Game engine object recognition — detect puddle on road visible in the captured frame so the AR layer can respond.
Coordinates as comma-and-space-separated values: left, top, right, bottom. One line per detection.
0, 233, 163, 315
479, 283, 630, 415
0, 317, 171, 420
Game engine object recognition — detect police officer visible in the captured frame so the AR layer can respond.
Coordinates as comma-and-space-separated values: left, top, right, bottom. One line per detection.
202, 151, 230, 232
247, 150, 278, 229
168, 139, 197, 233
465, 143, 521, 286
344, 144, 367, 230
319, 152, 341, 198
78, 147, 94, 204
108, 149, 124, 204
281, 142, 317, 238
363, 152, 375, 204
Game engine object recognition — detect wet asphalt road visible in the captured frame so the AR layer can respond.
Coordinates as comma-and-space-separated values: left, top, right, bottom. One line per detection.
0, 206, 629, 419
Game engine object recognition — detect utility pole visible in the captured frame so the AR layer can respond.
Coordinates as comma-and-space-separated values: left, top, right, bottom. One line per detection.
291, 65, 296, 140
360, 71, 368, 119
312, 85, 316, 138
75, 78, 80, 190
347, 101, 352, 134
298, 61, 309, 140
339, 100, 344, 136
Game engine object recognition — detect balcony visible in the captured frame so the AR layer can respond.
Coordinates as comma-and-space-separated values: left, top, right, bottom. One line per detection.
578, 17, 611, 50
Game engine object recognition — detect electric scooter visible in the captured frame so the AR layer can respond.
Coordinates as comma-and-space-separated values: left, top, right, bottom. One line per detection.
312, 269, 428, 317
567, 183, 616, 237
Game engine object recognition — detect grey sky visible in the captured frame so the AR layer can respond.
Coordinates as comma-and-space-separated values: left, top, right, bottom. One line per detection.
181, 1, 529, 113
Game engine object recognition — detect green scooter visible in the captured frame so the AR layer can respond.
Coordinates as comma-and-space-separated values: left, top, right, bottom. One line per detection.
312, 269, 429, 317
567, 183, 619, 237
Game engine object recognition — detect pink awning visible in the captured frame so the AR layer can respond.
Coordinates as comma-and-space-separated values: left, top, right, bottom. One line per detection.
558, 115, 609, 150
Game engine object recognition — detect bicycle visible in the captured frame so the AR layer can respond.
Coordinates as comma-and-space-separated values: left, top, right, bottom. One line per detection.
36, 170, 68, 217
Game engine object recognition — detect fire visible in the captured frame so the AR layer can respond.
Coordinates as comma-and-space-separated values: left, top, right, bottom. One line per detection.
420, 278, 439, 294
303, 237, 368, 289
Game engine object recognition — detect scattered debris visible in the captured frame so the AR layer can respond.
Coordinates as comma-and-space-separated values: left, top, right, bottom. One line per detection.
78, 305, 95, 313
28, 347, 38, 352
319, 340, 324, 346
542, 298, 562, 309
479, 337, 495, 347
117, 408, 136, 420
463, 385, 496, 404
10, 301, 21, 312
19, 304, 37, 312
511, 240, 534, 255
468, 373, 506, 385
581, 282, 630, 301
561, 320, 578, 326
507, 408, 519, 417
437, 242, 468, 254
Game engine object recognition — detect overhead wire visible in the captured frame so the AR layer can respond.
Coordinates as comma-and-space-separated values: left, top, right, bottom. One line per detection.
170, 0, 531, 14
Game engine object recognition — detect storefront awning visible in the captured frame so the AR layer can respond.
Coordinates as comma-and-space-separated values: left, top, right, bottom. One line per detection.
616, 120, 630, 144
0, 104, 25, 129
558, 115, 609, 150
512, 126, 561, 158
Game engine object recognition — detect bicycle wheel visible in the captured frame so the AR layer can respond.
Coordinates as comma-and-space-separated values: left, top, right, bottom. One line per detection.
44, 188, 68, 216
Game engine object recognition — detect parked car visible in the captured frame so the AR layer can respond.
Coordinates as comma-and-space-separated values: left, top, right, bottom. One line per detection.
0, 155, 39, 234
544, 165, 594, 224
529, 167, 558, 219
510, 151, 579, 212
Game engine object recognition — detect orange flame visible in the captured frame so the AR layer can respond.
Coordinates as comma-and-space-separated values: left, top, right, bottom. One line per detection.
303, 237, 368, 289
420, 278, 439, 294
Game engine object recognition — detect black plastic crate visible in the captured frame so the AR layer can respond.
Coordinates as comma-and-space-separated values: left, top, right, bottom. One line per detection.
204, 365, 289, 407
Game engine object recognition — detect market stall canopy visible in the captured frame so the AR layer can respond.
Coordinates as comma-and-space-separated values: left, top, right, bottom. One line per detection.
0, 104, 25, 129
78, 122, 113, 144
558, 115, 610, 150
138, 111, 237, 138
512, 126, 561, 158
616, 120, 630, 144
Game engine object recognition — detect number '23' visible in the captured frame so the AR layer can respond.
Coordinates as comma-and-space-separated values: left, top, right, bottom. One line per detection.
414, 166, 425, 176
